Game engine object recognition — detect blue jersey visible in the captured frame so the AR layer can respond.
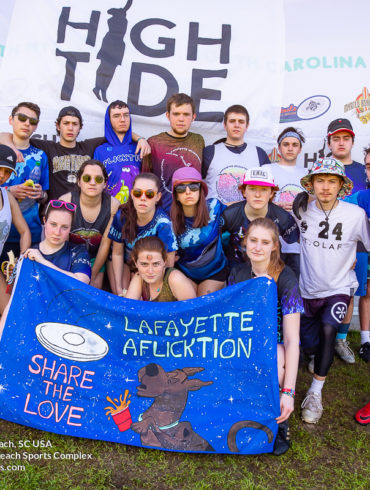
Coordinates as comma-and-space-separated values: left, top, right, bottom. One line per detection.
344, 161, 367, 194
38, 242, 91, 278
176, 198, 227, 280
2, 145, 49, 243
108, 207, 178, 262
345, 189, 370, 219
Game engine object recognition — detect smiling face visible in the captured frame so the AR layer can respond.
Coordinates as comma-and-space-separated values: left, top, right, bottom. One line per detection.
311, 174, 343, 205
131, 177, 161, 215
245, 225, 276, 267
9, 106, 38, 142
44, 209, 72, 248
328, 131, 354, 161
135, 250, 165, 285
166, 103, 195, 137
78, 164, 106, 197
242, 185, 273, 210
56, 116, 81, 146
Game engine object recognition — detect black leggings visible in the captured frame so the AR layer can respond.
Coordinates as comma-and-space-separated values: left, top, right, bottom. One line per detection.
313, 323, 337, 377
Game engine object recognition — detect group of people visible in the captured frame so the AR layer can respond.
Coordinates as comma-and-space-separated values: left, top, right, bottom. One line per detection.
0, 93, 369, 456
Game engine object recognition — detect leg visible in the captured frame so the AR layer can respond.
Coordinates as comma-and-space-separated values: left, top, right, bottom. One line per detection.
107, 259, 117, 295
197, 279, 225, 297
359, 277, 370, 362
277, 343, 285, 387
0, 273, 10, 315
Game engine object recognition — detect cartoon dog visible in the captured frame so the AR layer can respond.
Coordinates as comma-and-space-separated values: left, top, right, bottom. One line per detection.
131, 363, 214, 451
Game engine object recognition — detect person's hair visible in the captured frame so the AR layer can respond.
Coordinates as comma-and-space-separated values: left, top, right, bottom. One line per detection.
166, 93, 195, 114
77, 159, 108, 183
108, 100, 129, 116
55, 111, 83, 135
119, 173, 161, 242
131, 236, 167, 271
223, 104, 249, 125
44, 202, 74, 225
244, 217, 284, 282
238, 183, 278, 203
363, 146, 370, 162
277, 126, 305, 147
11, 101, 40, 120
170, 184, 209, 234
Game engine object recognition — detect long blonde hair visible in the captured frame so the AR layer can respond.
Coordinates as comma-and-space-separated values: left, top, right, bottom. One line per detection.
244, 218, 285, 282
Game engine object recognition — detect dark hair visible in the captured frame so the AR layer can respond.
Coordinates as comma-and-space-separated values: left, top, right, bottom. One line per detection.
166, 93, 195, 114
131, 236, 167, 268
11, 102, 40, 120
55, 109, 83, 135
244, 218, 284, 282
223, 105, 249, 125
77, 159, 108, 182
108, 100, 129, 116
170, 185, 209, 234
363, 146, 370, 163
277, 126, 305, 147
119, 173, 161, 242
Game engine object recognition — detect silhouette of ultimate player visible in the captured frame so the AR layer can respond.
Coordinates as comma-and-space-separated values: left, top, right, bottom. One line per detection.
93, 0, 133, 103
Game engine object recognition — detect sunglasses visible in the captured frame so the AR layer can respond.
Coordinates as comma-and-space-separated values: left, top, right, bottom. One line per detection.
46, 200, 77, 215
82, 174, 105, 184
175, 182, 201, 194
15, 113, 39, 126
132, 189, 157, 199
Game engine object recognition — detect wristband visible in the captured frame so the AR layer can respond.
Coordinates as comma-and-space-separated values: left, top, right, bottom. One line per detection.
281, 388, 295, 398
137, 136, 145, 143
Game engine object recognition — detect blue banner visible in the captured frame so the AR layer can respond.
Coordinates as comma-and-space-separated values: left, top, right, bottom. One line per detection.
0, 259, 280, 454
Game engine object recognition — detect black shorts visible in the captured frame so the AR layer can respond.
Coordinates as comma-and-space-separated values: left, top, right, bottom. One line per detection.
179, 266, 229, 285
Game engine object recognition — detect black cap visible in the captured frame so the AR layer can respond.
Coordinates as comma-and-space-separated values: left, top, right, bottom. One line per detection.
57, 106, 83, 124
327, 118, 355, 137
0, 145, 17, 176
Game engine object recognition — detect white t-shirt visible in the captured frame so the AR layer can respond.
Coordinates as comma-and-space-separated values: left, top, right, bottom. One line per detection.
294, 200, 370, 299
269, 163, 307, 254
0, 187, 12, 256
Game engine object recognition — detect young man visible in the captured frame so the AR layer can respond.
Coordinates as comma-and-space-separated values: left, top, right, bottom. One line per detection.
93, 100, 141, 204
0, 145, 31, 314
143, 93, 204, 213
221, 167, 299, 268
0, 106, 150, 200
327, 118, 368, 364
294, 158, 370, 423
202, 104, 270, 204
0, 102, 48, 262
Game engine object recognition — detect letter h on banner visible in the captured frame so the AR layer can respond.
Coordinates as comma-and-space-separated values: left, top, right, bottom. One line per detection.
56, 7, 101, 101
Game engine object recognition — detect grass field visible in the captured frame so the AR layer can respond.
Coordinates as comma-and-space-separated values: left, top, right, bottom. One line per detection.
0, 332, 369, 490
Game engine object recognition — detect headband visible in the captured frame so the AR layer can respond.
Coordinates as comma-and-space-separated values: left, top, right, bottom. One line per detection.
278, 131, 302, 145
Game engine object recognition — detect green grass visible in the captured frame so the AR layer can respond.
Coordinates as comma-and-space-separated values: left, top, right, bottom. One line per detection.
0, 332, 369, 489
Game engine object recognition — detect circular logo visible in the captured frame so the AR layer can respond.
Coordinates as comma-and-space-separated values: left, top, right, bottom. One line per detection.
330, 302, 348, 323
297, 96, 331, 120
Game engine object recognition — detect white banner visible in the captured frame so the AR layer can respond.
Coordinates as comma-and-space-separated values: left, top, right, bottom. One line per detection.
0, 0, 285, 149
0, 0, 15, 67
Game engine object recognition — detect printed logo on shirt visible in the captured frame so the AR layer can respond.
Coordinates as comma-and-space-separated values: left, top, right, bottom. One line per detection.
330, 302, 348, 323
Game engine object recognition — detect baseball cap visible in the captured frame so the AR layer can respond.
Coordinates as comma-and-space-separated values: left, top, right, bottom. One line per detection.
242, 167, 276, 187
327, 118, 354, 138
172, 167, 208, 196
0, 145, 17, 176
57, 106, 83, 124
300, 158, 353, 198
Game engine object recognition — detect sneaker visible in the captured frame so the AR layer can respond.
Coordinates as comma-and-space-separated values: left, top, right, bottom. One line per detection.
301, 391, 323, 424
334, 339, 355, 364
359, 342, 370, 363
273, 420, 291, 456
308, 355, 315, 374
354, 402, 370, 425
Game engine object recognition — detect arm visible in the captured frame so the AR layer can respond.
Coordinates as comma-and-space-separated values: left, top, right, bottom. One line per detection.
125, 273, 143, 300
276, 312, 300, 423
90, 234, 112, 284
168, 269, 197, 300
166, 251, 175, 267
24, 249, 90, 283
0, 134, 23, 162
132, 132, 151, 159
111, 240, 124, 295
8, 193, 31, 253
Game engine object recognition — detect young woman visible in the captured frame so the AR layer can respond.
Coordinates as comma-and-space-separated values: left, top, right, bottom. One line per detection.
24, 200, 91, 284
125, 236, 196, 301
228, 217, 303, 455
93, 173, 177, 295
171, 167, 228, 296
59, 159, 119, 289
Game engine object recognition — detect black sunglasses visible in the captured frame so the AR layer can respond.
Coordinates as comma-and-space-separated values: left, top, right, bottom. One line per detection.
175, 182, 201, 194
132, 189, 157, 199
82, 174, 105, 184
15, 113, 39, 126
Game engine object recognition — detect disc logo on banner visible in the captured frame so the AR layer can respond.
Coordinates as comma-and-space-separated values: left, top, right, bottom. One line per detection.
280, 95, 331, 123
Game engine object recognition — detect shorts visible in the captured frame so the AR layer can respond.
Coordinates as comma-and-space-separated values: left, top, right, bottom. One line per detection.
90, 257, 106, 273
354, 252, 367, 297
180, 266, 229, 285
300, 294, 351, 350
